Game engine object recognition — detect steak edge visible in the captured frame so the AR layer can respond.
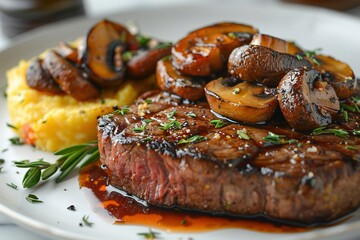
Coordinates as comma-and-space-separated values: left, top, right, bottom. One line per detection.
97, 91, 360, 225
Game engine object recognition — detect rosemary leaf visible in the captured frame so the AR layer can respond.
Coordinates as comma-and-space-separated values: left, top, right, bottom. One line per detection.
56, 150, 88, 183
22, 167, 41, 188
26, 194, 43, 203
6, 182, 17, 189
41, 164, 58, 181
80, 150, 100, 169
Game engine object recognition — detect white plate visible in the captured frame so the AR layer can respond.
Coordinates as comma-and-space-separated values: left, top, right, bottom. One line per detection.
1, 2, 360, 240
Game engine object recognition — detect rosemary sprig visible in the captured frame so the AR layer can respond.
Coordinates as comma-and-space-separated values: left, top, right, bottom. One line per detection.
311, 126, 349, 138
263, 132, 297, 145
14, 141, 99, 188
137, 229, 160, 239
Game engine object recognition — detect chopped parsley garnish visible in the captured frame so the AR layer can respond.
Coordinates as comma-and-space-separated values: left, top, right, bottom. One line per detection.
312, 127, 349, 138
144, 99, 153, 104
210, 119, 227, 128
263, 132, 297, 145
0, 159, 4, 165
26, 194, 43, 203
353, 130, 360, 136
178, 135, 207, 145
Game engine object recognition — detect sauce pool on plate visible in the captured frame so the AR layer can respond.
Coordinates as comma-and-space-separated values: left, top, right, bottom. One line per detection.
79, 162, 310, 233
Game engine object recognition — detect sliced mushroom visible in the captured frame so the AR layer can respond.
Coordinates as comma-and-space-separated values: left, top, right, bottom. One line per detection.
26, 58, 64, 94
44, 50, 100, 101
172, 22, 258, 77
228, 45, 312, 87
312, 54, 355, 100
278, 68, 340, 131
250, 34, 302, 55
205, 77, 278, 123
156, 57, 208, 101
55, 42, 78, 64
127, 44, 171, 79
81, 19, 139, 87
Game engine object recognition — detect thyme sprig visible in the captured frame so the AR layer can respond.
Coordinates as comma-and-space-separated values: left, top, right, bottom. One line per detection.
312, 127, 349, 138
137, 229, 160, 239
81, 215, 94, 227
296, 48, 322, 65
263, 132, 297, 145
14, 141, 99, 188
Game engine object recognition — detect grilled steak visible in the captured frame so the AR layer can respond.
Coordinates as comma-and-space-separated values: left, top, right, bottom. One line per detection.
97, 91, 360, 225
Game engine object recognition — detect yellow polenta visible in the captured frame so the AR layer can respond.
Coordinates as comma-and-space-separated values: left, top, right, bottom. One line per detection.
6, 60, 154, 152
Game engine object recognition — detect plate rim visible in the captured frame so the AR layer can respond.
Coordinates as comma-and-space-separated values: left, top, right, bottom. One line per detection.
1, 1, 360, 240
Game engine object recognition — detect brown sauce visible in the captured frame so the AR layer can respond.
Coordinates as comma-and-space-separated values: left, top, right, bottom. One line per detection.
79, 162, 312, 233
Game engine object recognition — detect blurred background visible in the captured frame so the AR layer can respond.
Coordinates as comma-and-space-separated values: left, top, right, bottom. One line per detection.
0, 0, 359, 42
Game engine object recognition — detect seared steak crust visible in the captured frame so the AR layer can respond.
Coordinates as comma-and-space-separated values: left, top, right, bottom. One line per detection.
98, 91, 360, 224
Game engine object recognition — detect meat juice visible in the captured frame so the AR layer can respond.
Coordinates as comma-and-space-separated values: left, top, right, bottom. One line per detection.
79, 162, 309, 233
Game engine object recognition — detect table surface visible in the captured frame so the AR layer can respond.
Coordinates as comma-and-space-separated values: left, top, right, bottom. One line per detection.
1, 0, 360, 239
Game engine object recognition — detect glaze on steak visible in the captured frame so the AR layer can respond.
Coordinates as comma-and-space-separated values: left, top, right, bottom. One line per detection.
97, 91, 360, 225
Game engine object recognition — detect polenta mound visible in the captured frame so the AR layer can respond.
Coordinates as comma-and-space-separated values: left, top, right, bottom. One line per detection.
7, 60, 154, 152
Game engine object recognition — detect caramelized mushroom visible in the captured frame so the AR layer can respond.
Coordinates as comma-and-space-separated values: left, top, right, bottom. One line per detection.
228, 45, 312, 87
250, 34, 302, 55
44, 50, 99, 101
55, 42, 78, 63
278, 68, 340, 131
156, 57, 208, 101
205, 77, 278, 123
26, 58, 63, 94
172, 22, 258, 77
81, 19, 139, 87
127, 44, 171, 79
312, 54, 355, 100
